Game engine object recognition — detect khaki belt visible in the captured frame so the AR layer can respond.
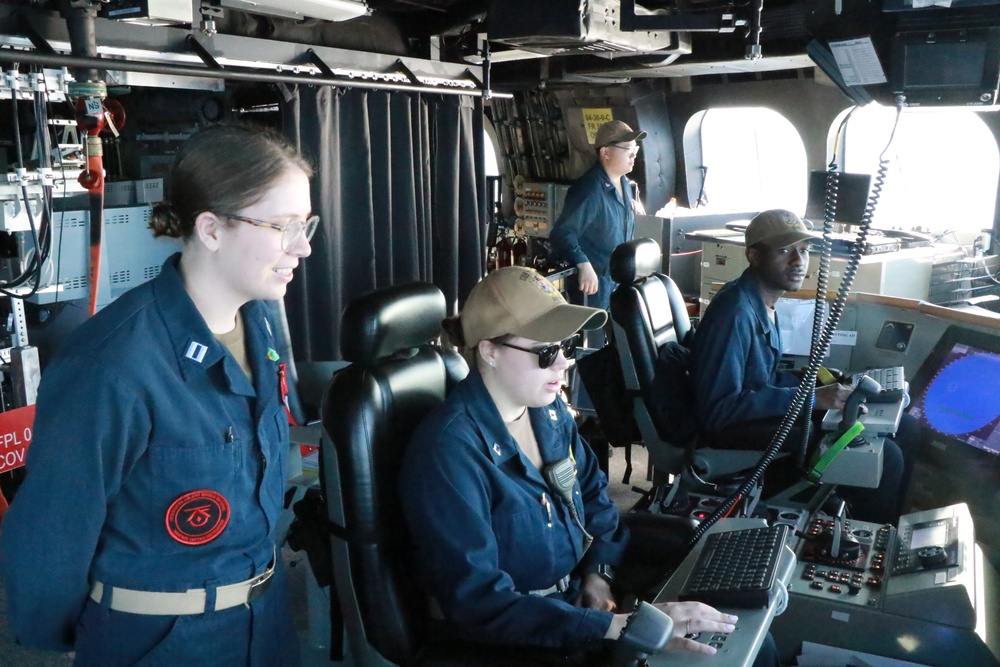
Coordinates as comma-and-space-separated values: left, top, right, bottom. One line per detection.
90, 559, 275, 615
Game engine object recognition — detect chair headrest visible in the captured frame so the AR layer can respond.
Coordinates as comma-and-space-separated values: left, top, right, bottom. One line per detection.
610, 237, 662, 285
340, 282, 447, 364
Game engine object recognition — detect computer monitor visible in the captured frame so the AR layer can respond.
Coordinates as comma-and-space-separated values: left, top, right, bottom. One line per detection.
889, 25, 1000, 107
803, 171, 872, 225
909, 325, 1000, 455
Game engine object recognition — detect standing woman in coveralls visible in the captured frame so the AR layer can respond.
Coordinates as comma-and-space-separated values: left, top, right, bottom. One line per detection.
0, 124, 315, 666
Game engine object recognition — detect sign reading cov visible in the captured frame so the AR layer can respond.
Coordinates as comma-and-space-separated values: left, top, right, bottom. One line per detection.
0, 405, 34, 474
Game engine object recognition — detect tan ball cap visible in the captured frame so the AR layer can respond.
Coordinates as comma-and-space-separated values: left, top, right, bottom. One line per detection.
462, 267, 607, 346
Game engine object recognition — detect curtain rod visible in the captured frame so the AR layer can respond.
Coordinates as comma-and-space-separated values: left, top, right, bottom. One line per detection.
0, 48, 512, 99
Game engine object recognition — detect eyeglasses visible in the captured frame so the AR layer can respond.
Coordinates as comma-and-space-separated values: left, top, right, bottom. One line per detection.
607, 143, 640, 156
226, 214, 320, 251
501, 335, 580, 369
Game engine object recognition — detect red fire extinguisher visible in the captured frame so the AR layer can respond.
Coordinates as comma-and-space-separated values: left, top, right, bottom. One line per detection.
511, 235, 528, 266
496, 233, 513, 269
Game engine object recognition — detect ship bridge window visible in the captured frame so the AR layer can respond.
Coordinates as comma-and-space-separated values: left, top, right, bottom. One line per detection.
838, 105, 998, 244
484, 127, 500, 177
683, 107, 807, 214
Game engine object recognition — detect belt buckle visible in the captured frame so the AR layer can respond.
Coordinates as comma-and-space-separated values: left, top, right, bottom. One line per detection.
245, 567, 274, 606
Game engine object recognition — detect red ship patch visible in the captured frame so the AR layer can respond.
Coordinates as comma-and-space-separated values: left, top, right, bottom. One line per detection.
165, 489, 231, 545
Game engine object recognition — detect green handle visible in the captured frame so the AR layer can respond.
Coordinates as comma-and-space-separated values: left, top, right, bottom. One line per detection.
807, 421, 866, 483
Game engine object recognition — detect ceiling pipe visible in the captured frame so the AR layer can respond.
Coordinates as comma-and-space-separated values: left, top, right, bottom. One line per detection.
0, 47, 508, 98
60, 0, 102, 83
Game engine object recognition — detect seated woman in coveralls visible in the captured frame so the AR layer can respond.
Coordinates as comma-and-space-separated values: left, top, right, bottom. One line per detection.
400, 266, 779, 665
0, 124, 316, 666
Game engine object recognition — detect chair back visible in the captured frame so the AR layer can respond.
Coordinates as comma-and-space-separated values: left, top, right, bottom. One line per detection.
320, 282, 468, 666
608, 239, 772, 482
608, 238, 694, 474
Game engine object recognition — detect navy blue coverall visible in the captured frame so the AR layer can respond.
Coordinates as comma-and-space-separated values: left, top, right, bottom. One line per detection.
550, 162, 636, 311
400, 370, 627, 650
690, 268, 913, 524
690, 269, 801, 432
0, 254, 298, 666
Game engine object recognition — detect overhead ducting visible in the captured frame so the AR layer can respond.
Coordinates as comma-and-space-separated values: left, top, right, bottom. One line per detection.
487, 0, 690, 58
99, 0, 369, 26
214, 0, 369, 22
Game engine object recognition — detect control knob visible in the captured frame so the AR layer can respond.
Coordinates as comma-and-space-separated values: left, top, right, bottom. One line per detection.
917, 546, 948, 568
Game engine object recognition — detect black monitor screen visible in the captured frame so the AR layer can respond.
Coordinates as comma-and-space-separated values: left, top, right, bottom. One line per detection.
904, 41, 988, 88
909, 326, 1000, 455
804, 171, 871, 225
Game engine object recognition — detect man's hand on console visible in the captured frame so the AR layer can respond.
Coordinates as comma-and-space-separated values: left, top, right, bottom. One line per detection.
815, 382, 853, 411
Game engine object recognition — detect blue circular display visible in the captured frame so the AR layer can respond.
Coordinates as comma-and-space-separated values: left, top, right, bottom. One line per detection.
923, 353, 1000, 435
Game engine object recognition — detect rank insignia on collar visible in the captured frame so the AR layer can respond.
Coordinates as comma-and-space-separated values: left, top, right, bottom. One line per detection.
267, 348, 280, 362
548, 409, 558, 421
493, 442, 502, 456
185, 341, 208, 363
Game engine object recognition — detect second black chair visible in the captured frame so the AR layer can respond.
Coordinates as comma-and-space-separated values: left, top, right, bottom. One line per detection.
607, 237, 766, 486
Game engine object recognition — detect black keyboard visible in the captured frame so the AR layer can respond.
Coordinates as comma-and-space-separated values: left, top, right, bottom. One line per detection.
851, 366, 906, 403
678, 524, 788, 609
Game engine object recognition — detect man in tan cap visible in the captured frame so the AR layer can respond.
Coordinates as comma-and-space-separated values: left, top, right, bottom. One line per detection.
688, 209, 917, 524
550, 119, 647, 313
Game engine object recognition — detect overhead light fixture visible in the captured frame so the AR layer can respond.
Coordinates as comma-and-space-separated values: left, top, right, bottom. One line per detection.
101, 0, 194, 26
218, 0, 368, 22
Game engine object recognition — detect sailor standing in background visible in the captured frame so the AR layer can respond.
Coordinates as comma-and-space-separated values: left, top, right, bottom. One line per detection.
0, 124, 316, 666
550, 119, 646, 313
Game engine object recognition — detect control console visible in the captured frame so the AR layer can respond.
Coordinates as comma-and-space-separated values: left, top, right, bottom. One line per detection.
649, 519, 796, 667
892, 512, 960, 575
770, 503, 999, 666
793, 514, 893, 608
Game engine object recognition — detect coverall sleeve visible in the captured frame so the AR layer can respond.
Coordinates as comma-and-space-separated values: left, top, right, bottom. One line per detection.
550, 184, 596, 267
0, 357, 150, 651
400, 425, 614, 649
692, 307, 797, 431
571, 427, 627, 571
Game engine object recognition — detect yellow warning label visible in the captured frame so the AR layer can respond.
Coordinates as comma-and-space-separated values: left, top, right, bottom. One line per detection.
582, 108, 614, 144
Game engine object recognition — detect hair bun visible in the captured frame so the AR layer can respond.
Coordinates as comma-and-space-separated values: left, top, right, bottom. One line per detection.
440, 316, 467, 348
149, 202, 184, 238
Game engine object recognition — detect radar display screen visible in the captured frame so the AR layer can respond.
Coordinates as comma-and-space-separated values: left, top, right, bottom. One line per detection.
910, 326, 1000, 455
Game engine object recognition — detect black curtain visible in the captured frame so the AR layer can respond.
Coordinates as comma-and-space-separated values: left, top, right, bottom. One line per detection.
280, 85, 486, 361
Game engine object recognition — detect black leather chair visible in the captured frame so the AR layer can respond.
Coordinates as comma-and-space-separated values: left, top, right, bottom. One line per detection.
319, 282, 638, 667
320, 282, 473, 666
607, 238, 764, 484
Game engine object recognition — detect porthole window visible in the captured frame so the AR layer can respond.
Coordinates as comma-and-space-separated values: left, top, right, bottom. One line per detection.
684, 107, 807, 214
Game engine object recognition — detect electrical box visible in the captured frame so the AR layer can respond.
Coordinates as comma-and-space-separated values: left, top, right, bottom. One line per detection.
22, 206, 180, 308
514, 182, 570, 238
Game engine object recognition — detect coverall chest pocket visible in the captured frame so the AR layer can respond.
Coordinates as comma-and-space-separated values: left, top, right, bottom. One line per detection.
257, 403, 289, 516
492, 504, 560, 586
147, 441, 245, 551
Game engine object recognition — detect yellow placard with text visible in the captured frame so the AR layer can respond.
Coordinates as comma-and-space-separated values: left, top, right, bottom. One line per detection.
582, 108, 614, 145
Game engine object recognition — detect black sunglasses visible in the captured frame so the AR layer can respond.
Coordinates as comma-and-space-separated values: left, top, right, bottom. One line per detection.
500, 335, 580, 369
